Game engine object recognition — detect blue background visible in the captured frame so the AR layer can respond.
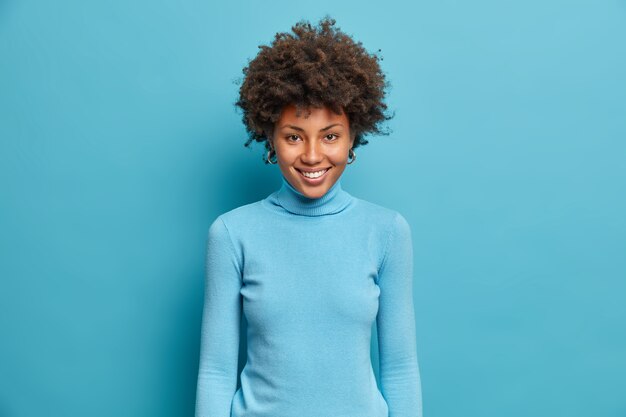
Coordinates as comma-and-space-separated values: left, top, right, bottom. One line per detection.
1, 1, 625, 416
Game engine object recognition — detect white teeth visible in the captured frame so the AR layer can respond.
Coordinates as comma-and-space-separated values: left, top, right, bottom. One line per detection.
300, 169, 328, 178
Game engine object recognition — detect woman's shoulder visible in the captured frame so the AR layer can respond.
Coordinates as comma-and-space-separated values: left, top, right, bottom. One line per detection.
352, 196, 409, 225
348, 197, 412, 242
211, 200, 265, 227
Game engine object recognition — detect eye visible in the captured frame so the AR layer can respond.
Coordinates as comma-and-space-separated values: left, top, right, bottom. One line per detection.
286, 134, 301, 142
325, 133, 339, 141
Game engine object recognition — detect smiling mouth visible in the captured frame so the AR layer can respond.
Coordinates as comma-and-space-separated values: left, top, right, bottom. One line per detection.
296, 167, 330, 179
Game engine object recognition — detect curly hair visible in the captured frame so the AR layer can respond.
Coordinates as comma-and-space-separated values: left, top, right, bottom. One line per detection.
234, 15, 394, 162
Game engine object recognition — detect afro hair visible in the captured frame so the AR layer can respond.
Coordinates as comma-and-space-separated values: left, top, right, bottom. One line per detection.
234, 15, 394, 162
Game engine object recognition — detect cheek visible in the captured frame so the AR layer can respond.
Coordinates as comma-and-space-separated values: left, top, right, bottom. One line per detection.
329, 148, 351, 163
275, 147, 296, 162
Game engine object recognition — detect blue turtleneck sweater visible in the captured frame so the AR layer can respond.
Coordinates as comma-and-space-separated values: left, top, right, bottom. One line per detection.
195, 175, 423, 417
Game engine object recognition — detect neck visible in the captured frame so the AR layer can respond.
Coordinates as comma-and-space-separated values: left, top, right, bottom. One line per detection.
265, 174, 354, 216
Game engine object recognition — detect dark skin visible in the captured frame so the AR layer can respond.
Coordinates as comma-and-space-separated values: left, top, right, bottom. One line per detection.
236, 17, 392, 154
269, 104, 355, 199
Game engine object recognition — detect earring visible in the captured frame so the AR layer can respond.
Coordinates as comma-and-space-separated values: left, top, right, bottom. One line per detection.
266, 148, 278, 164
347, 148, 356, 165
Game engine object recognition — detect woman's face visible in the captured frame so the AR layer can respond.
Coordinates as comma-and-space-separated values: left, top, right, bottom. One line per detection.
271, 103, 355, 199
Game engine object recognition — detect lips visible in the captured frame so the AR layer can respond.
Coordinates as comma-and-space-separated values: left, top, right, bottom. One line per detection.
296, 167, 331, 182
296, 168, 331, 173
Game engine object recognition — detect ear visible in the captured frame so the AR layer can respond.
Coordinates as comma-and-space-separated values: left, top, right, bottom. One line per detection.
264, 131, 272, 148
266, 124, 276, 147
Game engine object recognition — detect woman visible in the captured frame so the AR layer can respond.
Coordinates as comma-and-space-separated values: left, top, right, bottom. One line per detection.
195, 16, 423, 417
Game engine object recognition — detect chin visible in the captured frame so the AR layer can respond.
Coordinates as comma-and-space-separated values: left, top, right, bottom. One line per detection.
301, 188, 327, 199
299, 180, 335, 199
283, 166, 341, 198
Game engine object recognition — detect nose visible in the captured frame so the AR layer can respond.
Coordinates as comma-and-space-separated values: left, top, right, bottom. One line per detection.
300, 139, 323, 165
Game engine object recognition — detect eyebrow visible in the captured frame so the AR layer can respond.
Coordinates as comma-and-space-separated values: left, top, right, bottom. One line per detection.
280, 123, 343, 132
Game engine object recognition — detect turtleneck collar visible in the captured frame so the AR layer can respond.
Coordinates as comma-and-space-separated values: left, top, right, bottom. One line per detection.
263, 174, 354, 217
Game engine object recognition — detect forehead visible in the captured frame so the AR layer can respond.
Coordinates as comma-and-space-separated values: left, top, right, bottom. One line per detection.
277, 104, 348, 126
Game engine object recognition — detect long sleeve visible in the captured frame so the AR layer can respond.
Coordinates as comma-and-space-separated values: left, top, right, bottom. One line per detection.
195, 216, 243, 417
376, 212, 423, 417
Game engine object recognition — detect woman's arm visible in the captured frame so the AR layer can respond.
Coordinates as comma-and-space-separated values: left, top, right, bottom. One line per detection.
377, 212, 423, 417
195, 216, 242, 417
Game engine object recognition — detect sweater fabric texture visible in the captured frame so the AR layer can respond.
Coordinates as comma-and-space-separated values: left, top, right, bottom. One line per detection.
195, 174, 423, 417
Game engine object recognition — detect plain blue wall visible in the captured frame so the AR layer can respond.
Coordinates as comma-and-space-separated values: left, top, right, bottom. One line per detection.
1, 1, 625, 416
